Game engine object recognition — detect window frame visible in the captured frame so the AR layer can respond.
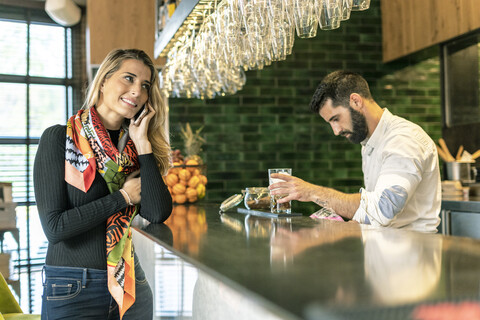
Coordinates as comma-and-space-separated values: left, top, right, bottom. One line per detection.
0, 3, 84, 313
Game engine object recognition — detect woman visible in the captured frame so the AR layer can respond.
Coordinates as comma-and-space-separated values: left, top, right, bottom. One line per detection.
34, 49, 172, 319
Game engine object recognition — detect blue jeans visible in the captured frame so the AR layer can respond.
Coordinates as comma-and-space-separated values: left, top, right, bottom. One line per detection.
41, 256, 153, 320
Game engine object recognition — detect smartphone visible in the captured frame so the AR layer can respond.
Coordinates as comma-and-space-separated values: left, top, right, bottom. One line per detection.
133, 104, 149, 126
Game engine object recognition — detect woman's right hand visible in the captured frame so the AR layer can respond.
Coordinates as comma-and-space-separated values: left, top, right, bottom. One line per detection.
121, 170, 141, 205
129, 103, 155, 155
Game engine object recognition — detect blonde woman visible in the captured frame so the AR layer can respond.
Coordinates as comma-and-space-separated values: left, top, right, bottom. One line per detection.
34, 49, 172, 319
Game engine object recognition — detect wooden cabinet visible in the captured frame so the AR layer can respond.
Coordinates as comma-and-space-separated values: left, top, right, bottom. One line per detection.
86, 0, 165, 66
381, 0, 480, 62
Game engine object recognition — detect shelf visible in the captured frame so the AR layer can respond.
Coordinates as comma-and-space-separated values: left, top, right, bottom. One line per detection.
154, 0, 198, 58
154, 0, 216, 58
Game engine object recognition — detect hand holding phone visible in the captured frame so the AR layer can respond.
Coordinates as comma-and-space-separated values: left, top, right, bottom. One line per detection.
133, 103, 150, 126
128, 102, 154, 154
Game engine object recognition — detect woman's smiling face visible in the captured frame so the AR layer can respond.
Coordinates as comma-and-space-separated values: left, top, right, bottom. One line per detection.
96, 59, 151, 129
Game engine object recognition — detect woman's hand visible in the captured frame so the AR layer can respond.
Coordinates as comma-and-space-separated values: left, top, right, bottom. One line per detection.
121, 170, 141, 205
129, 103, 155, 155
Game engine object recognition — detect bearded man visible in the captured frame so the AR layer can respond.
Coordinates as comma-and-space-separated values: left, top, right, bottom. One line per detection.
269, 71, 441, 232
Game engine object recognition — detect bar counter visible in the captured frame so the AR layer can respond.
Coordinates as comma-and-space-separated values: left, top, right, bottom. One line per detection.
132, 203, 480, 320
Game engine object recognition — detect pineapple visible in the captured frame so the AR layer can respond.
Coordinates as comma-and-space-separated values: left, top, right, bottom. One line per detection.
180, 123, 205, 165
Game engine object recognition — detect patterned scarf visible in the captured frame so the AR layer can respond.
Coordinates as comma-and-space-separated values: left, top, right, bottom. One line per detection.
65, 107, 138, 319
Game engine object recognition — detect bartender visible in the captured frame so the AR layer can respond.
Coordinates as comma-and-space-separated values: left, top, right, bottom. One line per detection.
269, 71, 441, 232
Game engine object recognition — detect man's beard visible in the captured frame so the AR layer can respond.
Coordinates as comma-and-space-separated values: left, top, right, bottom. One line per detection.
341, 107, 368, 144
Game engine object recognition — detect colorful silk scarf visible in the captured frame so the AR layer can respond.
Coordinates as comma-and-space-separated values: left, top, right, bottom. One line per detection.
65, 107, 138, 319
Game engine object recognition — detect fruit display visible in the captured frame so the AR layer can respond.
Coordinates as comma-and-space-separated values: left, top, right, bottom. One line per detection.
166, 123, 207, 204
165, 159, 207, 204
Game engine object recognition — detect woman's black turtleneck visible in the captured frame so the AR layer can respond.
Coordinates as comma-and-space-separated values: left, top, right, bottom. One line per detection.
33, 124, 172, 269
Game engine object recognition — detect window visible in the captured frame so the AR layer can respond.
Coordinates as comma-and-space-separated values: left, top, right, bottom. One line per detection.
0, 3, 82, 313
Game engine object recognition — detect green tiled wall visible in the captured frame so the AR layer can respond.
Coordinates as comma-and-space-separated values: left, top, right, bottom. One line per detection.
168, 1, 442, 213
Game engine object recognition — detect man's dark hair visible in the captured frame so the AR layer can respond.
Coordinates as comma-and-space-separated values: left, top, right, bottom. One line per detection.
309, 71, 373, 114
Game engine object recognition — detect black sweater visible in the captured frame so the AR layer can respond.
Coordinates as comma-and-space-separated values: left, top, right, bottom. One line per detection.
33, 125, 172, 269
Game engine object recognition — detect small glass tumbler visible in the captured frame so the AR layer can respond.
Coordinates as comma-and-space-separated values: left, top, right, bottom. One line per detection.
352, 0, 370, 11
292, 0, 318, 38
316, 0, 342, 31
341, 0, 353, 20
268, 168, 292, 214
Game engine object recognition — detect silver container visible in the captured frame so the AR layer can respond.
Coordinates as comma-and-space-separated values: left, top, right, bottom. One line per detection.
445, 161, 477, 183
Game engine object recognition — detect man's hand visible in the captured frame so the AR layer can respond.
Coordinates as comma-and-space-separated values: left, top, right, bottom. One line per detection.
268, 173, 319, 203
268, 173, 361, 220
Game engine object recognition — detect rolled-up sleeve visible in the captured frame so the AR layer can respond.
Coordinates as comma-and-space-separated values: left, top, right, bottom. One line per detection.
353, 151, 423, 227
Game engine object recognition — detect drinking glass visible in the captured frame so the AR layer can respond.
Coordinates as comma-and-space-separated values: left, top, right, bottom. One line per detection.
268, 168, 292, 214
270, 24, 288, 61
352, 0, 370, 11
285, 22, 295, 55
292, 0, 318, 38
341, 0, 353, 20
316, 0, 342, 31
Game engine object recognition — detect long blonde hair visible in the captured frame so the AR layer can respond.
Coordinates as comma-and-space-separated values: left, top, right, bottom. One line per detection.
83, 48, 171, 175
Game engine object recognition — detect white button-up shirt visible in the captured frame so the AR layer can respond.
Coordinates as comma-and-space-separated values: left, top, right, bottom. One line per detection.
352, 109, 441, 232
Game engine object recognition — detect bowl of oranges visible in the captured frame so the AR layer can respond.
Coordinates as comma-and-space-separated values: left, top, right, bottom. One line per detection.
165, 159, 207, 204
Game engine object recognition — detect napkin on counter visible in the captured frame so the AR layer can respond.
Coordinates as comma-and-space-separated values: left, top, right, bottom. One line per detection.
310, 208, 344, 222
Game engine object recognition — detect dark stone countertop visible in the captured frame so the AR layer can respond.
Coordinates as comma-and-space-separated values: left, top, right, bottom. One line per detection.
134, 202, 480, 320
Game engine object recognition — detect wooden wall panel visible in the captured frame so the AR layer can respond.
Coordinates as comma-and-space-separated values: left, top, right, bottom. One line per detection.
381, 0, 480, 62
87, 0, 165, 66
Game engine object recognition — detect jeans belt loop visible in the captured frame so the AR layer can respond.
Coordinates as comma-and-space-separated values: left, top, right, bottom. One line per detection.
82, 268, 87, 288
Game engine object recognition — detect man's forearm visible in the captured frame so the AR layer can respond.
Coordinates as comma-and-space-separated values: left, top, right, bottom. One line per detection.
312, 186, 361, 220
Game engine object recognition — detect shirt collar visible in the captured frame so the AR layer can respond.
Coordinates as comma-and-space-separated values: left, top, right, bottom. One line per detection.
361, 108, 392, 153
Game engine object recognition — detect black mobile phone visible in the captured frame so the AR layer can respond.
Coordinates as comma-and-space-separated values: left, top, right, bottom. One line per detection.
133, 104, 149, 125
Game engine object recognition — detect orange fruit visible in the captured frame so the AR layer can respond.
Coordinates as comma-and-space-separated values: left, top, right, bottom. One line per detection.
165, 173, 179, 187
186, 159, 198, 166
170, 162, 182, 174
172, 183, 186, 195
175, 194, 187, 204
178, 169, 191, 181
187, 195, 198, 203
188, 176, 200, 188
186, 187, 197, 199
186, 159, 198, 173
199, 175, 207, 185
192, 168, 201, 176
